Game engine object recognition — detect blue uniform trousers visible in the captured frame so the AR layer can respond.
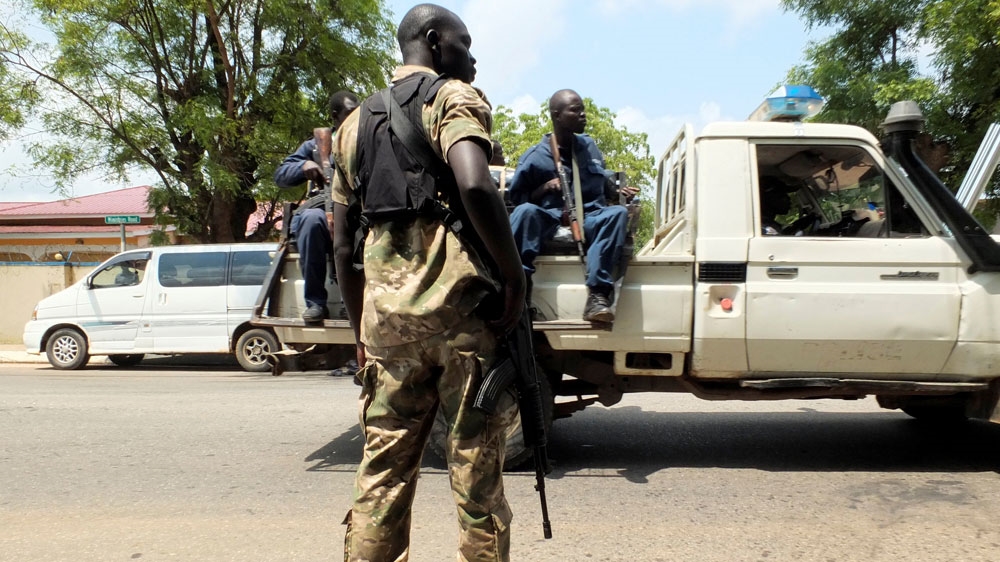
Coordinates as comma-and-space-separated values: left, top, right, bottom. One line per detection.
289, 208, 331, 309
509, 203, 628, 290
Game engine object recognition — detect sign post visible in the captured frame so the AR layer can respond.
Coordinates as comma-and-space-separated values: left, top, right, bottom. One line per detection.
105, 215, 141, 251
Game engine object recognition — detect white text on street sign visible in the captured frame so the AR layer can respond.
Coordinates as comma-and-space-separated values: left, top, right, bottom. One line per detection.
105, 215, 141, 225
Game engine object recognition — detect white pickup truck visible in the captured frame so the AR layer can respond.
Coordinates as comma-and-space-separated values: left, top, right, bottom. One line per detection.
253, 101, 1000, 464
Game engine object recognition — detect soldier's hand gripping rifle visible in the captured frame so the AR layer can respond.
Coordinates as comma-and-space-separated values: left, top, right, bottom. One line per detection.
472, 303, 553, 539
549, 135, 587, 277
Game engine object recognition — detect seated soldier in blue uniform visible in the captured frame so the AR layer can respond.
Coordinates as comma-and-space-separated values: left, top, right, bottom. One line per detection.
273, 90, 359, 322
507, 89, 637, 323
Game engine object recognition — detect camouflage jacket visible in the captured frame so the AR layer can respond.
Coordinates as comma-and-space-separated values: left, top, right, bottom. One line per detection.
332, 65, 498, 347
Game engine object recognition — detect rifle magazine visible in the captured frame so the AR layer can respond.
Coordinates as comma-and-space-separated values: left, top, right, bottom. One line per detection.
473, 355, 516, 415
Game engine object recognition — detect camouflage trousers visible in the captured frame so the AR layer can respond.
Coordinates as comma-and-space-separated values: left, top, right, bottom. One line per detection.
344, 314, 518, 562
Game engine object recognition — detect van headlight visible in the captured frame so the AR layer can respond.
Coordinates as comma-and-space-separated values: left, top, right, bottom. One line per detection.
31, 305, 37, 321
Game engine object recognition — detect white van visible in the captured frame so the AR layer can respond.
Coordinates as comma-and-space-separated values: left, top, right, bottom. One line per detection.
23, 243, 280, 372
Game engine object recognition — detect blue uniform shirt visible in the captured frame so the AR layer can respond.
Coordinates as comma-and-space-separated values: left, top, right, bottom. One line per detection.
508, 133, 611, 213
274, 137, 322, 188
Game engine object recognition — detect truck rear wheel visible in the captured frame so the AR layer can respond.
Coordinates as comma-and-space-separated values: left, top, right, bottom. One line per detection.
108, 354, 144, 367
898, 396, 969, 423
428, 372, 554, 471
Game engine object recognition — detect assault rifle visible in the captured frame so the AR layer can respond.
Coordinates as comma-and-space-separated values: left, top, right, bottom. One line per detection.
549, 134, 587, 277
311, 127, 334, 216
473, 303, 553, 539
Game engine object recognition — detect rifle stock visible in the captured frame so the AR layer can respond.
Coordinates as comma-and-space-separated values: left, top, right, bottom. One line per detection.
473, 304, 553, 539
549, 135, 587, 277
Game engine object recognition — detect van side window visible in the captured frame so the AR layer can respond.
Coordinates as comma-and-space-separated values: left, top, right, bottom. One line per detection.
230, 251, 273, 286
755, 144, 928, 238
92, 257, 150, 289
159, 252, 228, 287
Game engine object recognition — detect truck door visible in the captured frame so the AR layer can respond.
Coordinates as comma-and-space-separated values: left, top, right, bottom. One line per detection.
745, 143, 961, 375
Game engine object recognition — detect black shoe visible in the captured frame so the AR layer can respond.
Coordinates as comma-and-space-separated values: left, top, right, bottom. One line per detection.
328, 359, 359, 377
302, 305, 328, 323
582, 291, 614, 323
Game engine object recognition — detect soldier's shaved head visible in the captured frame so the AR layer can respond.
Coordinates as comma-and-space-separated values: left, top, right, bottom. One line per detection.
396, 3, 476, 83
397, 4, 462, 56
548, 89, 581, 114
549, 89, 586, 136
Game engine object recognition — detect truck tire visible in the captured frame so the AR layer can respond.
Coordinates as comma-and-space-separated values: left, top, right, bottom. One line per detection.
46, 328, 90, 370
428, 372, 554, 471
236, 329, 279, 373
108, 354, 144, 367
898, 396, 969, 423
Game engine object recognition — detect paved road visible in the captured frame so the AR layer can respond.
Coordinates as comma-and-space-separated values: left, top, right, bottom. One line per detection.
3, 362, 1000, 561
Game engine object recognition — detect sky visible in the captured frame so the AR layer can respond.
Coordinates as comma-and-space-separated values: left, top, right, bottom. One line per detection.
0, 0, 830, 203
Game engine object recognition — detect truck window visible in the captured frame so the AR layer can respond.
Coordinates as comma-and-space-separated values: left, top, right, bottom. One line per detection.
91, 257, 150, 289
230, 250, 272, 286
159, 252, 228, 287
755, 144, 928, 238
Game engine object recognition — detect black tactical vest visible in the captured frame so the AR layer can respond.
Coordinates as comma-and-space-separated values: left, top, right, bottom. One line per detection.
355, 72, 457, 224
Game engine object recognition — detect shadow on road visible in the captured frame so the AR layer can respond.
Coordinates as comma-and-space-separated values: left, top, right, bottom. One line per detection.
304, 429, 447, 473
40, 353, 246, 372
304, 425, 365, 472
300, 405, 1000, 480
545, 406, 1000, 482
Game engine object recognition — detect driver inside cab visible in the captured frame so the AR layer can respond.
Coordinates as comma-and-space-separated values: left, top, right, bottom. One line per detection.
760, 176, 811, 236
114, 261, 145, 286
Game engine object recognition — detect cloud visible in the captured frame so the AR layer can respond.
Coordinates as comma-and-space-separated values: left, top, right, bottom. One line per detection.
459, 0, 569, 99
614, 101, 733, 159
506, 94, 542, 116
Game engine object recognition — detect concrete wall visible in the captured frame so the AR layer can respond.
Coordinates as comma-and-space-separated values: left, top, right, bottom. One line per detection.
0, 264, 92, 344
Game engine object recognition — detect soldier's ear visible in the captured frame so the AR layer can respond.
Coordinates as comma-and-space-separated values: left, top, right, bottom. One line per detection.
425, 29, 440, 49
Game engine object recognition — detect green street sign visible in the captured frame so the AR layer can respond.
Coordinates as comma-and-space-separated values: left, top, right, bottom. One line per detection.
105, 215, 141, 225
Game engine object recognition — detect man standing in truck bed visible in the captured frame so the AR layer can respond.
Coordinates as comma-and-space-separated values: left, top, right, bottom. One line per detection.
508, 89, 638, 323
273, 90, 359, 323
330, 3, 525, 561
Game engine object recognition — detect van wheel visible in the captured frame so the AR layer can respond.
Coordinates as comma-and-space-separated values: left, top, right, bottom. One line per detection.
428, 370, 554, 471
236, 329, 279, 373
108, 354, 144, 367
46, 328, 90, 370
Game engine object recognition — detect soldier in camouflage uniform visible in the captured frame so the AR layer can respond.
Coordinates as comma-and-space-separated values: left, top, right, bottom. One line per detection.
330, 4, 526, 562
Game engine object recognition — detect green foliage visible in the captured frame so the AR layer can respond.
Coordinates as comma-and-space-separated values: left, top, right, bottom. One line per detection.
0, 0, 395, 242
0, 15, 41, 141
782, 0, 937, 133
493, 98, 656, 251
633, 198, 654, 253
782, 0, 1000, 220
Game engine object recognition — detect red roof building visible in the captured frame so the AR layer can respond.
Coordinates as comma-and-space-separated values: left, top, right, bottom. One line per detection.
0, 186, 175, 263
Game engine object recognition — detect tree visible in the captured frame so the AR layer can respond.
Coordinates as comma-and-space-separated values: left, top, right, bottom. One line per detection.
0, 51, 37, 141
781, 0, 1000, 226
0, 0, 395, 242
492, 98, 657, 251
